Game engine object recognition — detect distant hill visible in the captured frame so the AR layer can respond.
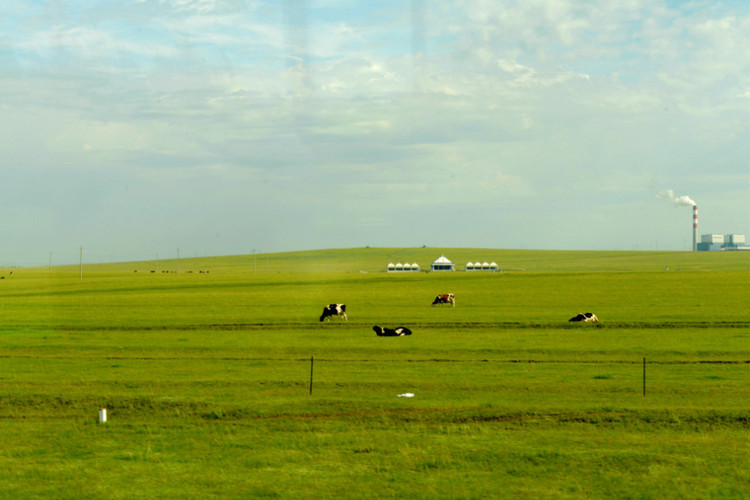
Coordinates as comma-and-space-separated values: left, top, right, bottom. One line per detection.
36, 247, 750, 274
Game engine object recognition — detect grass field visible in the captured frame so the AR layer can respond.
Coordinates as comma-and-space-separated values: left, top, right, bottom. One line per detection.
0, 248, 748, 499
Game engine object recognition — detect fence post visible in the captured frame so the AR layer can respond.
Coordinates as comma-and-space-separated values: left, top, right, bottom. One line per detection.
309, 356, 314, 395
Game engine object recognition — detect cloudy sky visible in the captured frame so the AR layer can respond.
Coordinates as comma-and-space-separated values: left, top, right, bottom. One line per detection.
1, 0, 748, 265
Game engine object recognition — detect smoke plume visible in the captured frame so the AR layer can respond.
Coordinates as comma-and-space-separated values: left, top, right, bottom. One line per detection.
657, 189, 696, 207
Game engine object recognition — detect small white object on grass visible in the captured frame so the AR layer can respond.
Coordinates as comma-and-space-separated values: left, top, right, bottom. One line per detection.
397, 393, 414, 398
98, 408, 107, 423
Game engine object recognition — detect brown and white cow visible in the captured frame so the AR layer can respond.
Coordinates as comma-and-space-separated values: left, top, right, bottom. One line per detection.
431, 293, 455, 307
320, 304, 347, 322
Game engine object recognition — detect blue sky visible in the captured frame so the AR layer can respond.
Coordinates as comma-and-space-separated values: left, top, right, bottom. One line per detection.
1, 0, 748, 265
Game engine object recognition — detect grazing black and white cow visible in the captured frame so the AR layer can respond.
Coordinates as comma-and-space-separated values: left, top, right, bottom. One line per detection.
568, 312, 598, 323
373, 326, 412, 336
320, 304, 347, 322
431, 293, 455, 307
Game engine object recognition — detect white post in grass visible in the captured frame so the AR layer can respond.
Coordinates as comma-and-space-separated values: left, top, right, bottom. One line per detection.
309, 356, 314, 395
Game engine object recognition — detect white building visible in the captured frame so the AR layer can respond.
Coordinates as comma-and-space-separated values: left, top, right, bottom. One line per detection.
726, 234, 746, 245
465, 261, 499, 271
697, 233, 749, 251
701, 234, 725, 244
430, 255, 455, 271
387, 262, 420, 272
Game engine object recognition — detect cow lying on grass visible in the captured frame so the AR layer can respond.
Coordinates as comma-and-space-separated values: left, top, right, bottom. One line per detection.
431, 293, 455, 307
373, 326, 412, 336
568, 312, 598, 323
320, 304, 347, 322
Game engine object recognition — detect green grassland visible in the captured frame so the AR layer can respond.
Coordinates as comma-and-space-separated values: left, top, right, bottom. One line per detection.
0, 248, 748, 499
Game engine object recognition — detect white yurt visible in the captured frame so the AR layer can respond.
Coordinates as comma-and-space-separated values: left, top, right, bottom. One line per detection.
388, 261, 421, 272
431, 255, 455, 271
464, 260, 500, 271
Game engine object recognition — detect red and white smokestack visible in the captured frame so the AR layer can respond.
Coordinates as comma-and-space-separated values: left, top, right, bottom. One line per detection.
693, 205, 698, 251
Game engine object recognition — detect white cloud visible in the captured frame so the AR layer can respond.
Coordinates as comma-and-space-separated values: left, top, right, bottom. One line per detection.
0, 0, 748, 264
165, 0, 217, 15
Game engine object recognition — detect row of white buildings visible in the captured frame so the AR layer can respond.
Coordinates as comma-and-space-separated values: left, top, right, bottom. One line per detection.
387, 255, 499, 272
386, 262, 421, 272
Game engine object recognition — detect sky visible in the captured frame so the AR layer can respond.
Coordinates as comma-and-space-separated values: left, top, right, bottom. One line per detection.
1, 0, 748, 266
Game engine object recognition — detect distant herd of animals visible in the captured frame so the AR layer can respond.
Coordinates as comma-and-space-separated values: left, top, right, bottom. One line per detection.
134, 270, 211, 274
319, 294, 598, 336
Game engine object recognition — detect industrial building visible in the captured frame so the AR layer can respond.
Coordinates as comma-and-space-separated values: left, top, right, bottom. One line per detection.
689, 206, 748, 251
697, 234, 749, 251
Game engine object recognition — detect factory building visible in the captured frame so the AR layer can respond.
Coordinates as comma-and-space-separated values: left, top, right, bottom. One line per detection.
696, 234, 750, 251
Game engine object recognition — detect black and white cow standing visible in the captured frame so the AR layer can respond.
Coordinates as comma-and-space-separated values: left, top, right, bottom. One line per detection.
373, 326, 412, 336
320, 304, 347, 322
568, 312, 598, 323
